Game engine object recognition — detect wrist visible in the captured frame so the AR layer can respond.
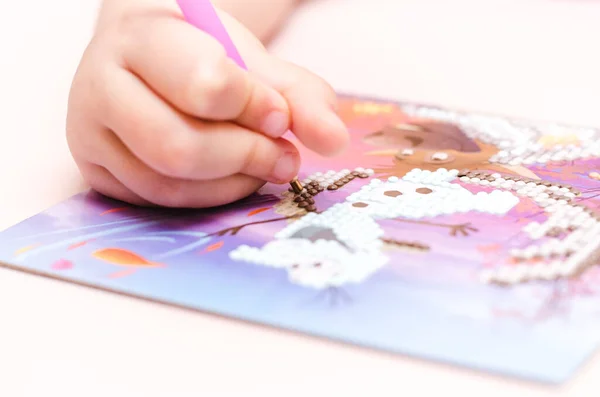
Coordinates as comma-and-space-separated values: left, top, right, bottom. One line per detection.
95, 0, 179, 32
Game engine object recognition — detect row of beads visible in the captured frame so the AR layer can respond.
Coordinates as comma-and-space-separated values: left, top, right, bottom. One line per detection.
300, 168, 374, 190
381, 238, 430, 252
457, 170, 579, 208
402, 168, 460, 185
489, 143, 600, 166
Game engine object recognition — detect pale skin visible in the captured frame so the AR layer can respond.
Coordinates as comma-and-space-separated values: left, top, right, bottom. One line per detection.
67, 0, 348, 208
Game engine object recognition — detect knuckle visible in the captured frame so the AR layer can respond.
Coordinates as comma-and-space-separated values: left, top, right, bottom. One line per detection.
113, 10, 162, 57
113, 15, 143, 53
190, 54, 233, 111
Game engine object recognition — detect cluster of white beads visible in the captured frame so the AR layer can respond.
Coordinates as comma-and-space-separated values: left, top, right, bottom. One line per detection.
489, 143, 600, 165
302, 167, 374, 189
344, 169, 519, 219
230, 239, 389, 289
480, 204, 600, 285
403, 168, 460, 184
520, 206, 589, 240
459, 172, 577, 208
288, 249, 388, 289
480, 237, 600, 285
229, 203, 387, 289
274, 206, 385, 251
400, 104, 600, 165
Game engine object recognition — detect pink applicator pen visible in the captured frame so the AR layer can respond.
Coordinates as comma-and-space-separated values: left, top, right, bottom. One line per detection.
175, 0, 304, 194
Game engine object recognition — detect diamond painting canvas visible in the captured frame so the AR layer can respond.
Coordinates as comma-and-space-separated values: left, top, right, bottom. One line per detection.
1, 95, 600, 384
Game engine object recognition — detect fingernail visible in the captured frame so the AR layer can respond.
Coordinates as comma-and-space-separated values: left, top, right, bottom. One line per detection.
272, 152, 299, 183
261, 111, 289, 138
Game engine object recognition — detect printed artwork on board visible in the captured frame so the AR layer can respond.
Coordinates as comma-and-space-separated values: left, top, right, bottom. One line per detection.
1, 94, 599, 384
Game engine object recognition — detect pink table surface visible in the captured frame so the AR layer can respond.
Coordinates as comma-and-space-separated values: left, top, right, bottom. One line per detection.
1, 0, 599, 395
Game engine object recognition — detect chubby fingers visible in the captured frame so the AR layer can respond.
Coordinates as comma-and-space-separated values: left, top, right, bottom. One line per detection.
262, 58, 350, 157
216, 12, 351, 157
70, 123, 270, 208
98, 67, 300, 183
120, 14, 289, 138
80, 134, 267, 208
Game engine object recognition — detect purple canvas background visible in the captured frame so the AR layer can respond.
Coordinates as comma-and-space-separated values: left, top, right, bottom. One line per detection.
1, 96, 600, 384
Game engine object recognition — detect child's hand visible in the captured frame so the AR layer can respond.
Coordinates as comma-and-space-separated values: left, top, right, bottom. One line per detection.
66, 4, 348, 208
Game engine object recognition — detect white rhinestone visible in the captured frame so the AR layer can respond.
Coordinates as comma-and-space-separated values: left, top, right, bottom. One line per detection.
431, 152, 449, 161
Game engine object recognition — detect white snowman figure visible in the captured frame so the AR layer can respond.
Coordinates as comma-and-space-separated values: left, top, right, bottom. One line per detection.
230, 205, 389, 289
230, 168, 520, 290
344, 168, 520, 220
